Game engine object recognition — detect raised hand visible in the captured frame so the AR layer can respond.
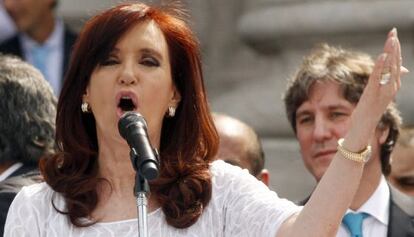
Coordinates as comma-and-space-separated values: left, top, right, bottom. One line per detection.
344, 28, 406, 150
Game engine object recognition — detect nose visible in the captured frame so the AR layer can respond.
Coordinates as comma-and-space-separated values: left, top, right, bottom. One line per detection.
117, 62, 137, 86
313, 116, 332, 142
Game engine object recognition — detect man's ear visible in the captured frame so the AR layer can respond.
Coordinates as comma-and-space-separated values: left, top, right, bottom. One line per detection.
377, 125, 390, 145
257, 169, 270, 187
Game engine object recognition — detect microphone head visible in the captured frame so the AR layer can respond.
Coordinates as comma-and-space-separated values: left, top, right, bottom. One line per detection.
118, 112, 147, 139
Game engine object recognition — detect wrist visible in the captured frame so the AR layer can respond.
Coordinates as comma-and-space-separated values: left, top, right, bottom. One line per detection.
337, 138, 372, 163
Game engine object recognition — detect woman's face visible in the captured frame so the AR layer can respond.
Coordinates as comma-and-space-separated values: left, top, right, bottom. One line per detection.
84, 20, 181, 148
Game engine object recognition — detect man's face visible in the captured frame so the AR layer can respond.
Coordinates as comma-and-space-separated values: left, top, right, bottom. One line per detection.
389, 144, 414, 196
295, 81, 355, 181
3, 0, 53, 33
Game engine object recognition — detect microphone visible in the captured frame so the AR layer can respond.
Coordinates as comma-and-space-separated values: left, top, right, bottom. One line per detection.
118, 111, 159, 180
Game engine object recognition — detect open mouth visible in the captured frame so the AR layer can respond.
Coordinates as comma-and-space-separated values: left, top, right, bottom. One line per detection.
118, 96, 136, 112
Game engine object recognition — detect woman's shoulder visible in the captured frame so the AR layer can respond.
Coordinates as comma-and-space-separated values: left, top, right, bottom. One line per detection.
17, 182, 54, 198
210, 159, 250, 176
11, 182, 61, 211
209, 159, 269, 196
209, 159, 253, 185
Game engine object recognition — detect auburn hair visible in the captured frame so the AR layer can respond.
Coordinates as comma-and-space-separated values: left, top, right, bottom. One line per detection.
40, 2, 218, 228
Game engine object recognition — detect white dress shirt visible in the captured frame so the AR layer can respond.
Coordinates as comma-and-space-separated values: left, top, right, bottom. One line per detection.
0, 162, 23, 182
336, 175, 389, 237
20, 19, 64, 95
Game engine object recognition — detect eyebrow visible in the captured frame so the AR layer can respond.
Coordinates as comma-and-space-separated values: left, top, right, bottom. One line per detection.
109, 47, 163, 60
140, 48, 163, 60
296, 104, 351, 117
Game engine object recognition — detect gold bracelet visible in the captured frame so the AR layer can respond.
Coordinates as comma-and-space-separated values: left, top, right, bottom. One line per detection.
337, 138, 371, 163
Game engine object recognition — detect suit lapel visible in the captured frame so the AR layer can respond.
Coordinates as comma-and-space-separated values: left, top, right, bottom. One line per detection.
0, 36, 24, 58
387, 185, 414, 237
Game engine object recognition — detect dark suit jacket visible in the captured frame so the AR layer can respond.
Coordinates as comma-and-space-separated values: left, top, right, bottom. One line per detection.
0, 166, 40, 236
0, 25, 77, 86
298, 184, 414, 237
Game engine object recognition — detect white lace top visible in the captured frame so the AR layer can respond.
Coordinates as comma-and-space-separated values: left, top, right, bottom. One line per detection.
4, 160, 301, 237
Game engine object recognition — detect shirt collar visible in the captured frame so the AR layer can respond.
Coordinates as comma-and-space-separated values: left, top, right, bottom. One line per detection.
20, 18, 64, 50
355, 175, 390, 225
0, 162, 23, 181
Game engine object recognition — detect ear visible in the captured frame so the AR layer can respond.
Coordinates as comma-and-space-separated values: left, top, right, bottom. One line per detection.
257, 169, 270, 187
82, 88, 90, 103
169, 86, 181, 108
377, 125, 390, 145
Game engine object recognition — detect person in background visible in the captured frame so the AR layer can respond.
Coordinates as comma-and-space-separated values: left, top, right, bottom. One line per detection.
388, 126, 414, 196
0, 0, 77, 95
213, 113, 269, 186
0, 54, 56, 236
284, 43, 414, 236
4, 2, 406, 236
0, 3, 16, 43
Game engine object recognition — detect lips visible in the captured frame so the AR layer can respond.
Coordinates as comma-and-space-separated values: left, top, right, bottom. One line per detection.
115, 91, 138, 118
313, 150, 337, 159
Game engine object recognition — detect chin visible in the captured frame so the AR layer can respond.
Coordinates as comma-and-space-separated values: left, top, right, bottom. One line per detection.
313, 168, 329, 182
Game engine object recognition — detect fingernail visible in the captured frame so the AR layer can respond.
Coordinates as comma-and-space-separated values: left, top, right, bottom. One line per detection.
391, 27, 398, 37
401, 66, 409, 73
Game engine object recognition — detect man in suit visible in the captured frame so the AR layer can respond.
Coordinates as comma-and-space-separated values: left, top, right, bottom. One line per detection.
0, 54, 57, 235
283, 43, 414, 236
213, 113, 270, 186
0, 0, 77, 95
388, 126, 414, 196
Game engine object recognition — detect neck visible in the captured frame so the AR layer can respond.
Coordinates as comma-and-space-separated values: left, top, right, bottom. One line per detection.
98, 142, 136, 185
93, 137, 160, 221
349, 159, 383, 210
26, 13, 55, 44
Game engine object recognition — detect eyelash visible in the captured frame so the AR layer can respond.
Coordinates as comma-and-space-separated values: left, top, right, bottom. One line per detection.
140, 57, 160, 67
100, 57, 118, 66
298, 116, 312, 124
100, 56, 160, 67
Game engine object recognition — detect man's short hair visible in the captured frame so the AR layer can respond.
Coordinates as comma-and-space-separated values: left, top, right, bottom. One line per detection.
396, 126, 414, 147
283, 44, 401, 175
0, 54, 57, 166
213, 113, 265, 176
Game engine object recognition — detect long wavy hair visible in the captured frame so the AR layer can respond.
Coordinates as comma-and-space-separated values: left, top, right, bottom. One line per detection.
40, 2, 218, 229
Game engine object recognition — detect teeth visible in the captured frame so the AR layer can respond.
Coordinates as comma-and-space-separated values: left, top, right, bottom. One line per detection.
121, 96, 131, 99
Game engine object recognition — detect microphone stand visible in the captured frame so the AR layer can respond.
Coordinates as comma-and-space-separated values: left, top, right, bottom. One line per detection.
130, 148, 159, 237
135, 172, 149, 237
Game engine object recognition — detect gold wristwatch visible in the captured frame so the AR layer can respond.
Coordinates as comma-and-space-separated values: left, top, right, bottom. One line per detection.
337, 138, 372, 163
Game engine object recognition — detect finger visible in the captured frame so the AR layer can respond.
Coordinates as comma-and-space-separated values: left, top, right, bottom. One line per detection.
394, 37, 402, 88
389, 38, 400, 89
383, 36, 395, 55
388, 27, 397, 38
372, 53, 388, 85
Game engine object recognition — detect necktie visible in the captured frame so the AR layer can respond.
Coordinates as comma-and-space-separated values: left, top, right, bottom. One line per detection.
31, 46, 49, 81
342, 212, 368, 237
